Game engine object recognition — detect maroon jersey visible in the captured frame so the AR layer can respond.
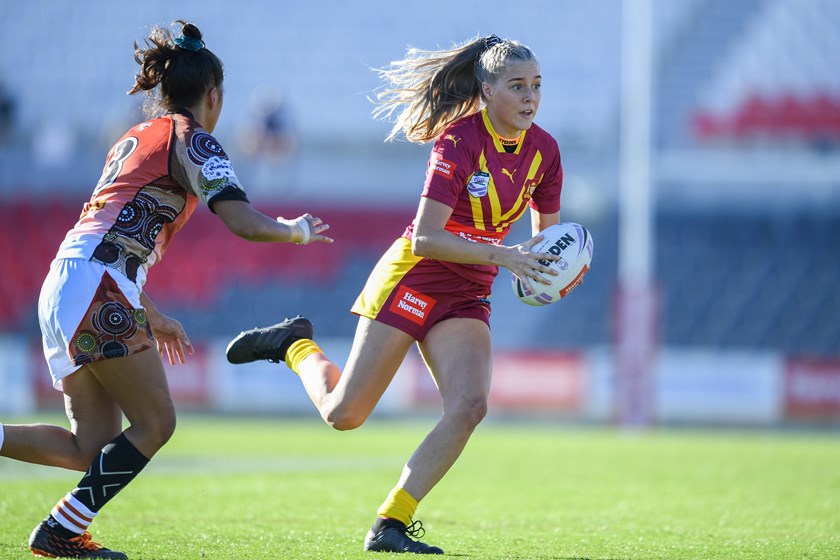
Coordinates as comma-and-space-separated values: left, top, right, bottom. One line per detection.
404, 108, 563, 285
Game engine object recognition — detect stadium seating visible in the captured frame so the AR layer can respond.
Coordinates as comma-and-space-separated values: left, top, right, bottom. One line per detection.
0, 198, 411, 328
0, 1, 632, 147
1, 0, 838, 361
5, 200, 837, 356
692, 93, 840, 144
689, 0, 840, 146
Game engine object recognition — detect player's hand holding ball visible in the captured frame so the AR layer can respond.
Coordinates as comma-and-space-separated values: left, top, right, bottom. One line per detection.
505, 234, 562, 296
511, 223, 593, 306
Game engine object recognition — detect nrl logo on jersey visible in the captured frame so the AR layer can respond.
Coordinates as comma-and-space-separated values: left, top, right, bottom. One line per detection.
466, 171, 490, 197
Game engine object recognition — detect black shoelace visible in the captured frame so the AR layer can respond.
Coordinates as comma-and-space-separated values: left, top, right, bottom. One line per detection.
404, 520, 426, 539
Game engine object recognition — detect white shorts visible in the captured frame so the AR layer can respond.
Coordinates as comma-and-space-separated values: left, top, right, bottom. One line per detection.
38, 258, 155, 390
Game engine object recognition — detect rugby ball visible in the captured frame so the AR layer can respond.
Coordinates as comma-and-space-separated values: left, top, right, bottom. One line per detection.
511, 222, 593, 306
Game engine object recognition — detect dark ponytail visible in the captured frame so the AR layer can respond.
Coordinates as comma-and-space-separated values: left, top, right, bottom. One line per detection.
128, 20, 224, 118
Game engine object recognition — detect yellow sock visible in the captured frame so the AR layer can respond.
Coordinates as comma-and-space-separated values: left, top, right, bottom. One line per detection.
285, 339, 322, 373
376, 487, 418, 526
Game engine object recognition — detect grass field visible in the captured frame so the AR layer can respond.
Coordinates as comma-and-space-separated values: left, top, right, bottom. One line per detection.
0, 414, 837, 559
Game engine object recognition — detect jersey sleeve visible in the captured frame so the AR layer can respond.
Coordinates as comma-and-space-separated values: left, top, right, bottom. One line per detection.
529, 139, 562, 214
420, 130, 474, 208
173, 129, 249, 212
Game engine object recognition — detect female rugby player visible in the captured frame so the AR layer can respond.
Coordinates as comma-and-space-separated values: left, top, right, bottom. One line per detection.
0, 20, 330, 559
227, 34, 561, 554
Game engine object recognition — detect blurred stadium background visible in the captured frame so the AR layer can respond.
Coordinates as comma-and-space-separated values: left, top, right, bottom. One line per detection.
0, 0, 838, 426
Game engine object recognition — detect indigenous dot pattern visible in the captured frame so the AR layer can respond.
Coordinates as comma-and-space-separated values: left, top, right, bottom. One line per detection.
91, 185, 186, 282
70, 272, 154, 366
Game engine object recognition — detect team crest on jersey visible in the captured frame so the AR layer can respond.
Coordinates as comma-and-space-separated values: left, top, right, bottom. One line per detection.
523, 181, 538, 200
466, 171, 490, 197
187, 132, 226, 165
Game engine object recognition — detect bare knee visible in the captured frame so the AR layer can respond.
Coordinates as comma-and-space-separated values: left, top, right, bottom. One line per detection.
70, 430, 122, 470
149, 410, 177, 448
128, 407, 176, 456
323, 404, 369, 431
156, 411, 177, 446
68, 445, 103, 471
448, 397, 488, 432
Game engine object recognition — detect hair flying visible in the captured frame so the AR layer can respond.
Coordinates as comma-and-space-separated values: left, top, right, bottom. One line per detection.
372, 35, 536, 143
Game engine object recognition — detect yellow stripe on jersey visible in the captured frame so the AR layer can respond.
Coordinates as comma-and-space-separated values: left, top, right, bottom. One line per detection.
486, 160, 504, 232
481, 109, 527, 154
470, 151, 489, 231
351, 237, 422, 318
471, 149, 545, 233
499, 201, 527, 231
525, 151, 544, 183
497, 150, 544, 230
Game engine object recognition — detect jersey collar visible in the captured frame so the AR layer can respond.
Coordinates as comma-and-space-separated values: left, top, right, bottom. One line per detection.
170, 107, 196, 121
481, 108, 526, 155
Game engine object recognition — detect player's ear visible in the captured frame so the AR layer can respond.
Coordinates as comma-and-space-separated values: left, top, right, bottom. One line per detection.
481, 81, 493, 101
206, 86, 224, 111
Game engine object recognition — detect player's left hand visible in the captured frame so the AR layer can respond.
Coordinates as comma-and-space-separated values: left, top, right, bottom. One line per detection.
506, 235, 560, 293
149, 313, 194, 365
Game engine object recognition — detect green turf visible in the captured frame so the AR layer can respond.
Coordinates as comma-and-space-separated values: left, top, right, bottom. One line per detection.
1, 414, 837, 559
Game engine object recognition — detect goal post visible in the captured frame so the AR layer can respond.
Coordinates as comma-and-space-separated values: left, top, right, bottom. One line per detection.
616, 0, 658, 427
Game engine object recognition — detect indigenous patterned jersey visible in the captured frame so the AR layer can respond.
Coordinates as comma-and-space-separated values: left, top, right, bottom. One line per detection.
403, 108, 563, 285
55, 110, 248, 288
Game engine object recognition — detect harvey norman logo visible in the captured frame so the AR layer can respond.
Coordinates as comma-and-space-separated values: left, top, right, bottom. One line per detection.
389, 287, 437, 325
430, 155, 457, 179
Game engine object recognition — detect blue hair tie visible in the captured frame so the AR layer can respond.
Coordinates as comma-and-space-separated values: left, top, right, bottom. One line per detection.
174, 35, 204, 52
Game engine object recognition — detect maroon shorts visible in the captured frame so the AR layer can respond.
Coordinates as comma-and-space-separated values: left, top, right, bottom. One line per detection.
351, 237, 492, 341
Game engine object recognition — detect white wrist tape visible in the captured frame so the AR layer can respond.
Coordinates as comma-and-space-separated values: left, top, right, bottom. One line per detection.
291, 216, 311, 244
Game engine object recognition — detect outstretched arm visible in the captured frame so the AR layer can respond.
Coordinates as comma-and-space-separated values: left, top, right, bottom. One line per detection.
212, 200, 333, 244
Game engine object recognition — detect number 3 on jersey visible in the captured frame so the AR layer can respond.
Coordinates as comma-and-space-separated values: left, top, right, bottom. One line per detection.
94, 137, 139, 194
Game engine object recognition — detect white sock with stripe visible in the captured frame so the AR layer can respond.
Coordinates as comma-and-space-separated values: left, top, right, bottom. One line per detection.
51, 493, 97, 535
